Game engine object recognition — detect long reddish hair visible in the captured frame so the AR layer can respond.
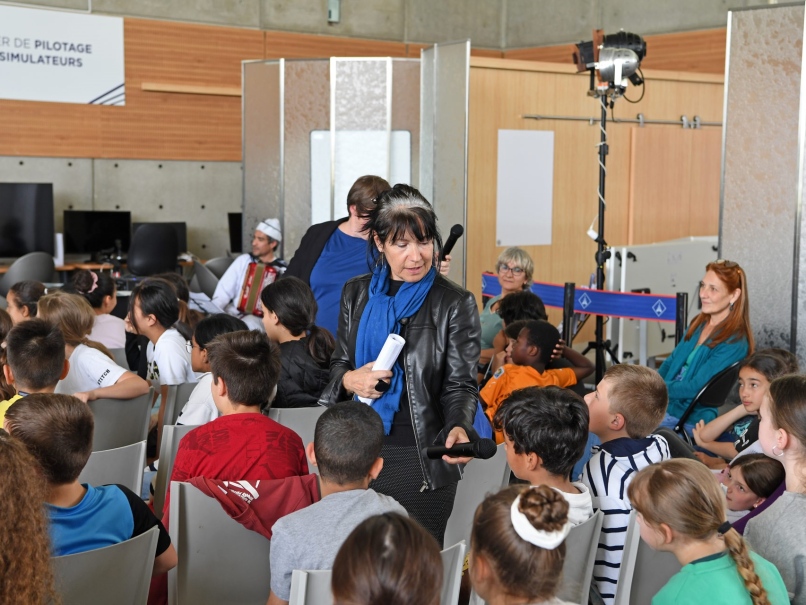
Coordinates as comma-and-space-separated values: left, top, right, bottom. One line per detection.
685, 260, 754, 351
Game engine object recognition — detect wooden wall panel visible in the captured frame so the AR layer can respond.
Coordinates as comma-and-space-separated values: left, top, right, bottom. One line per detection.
264, 30, 407, 59
504, 28, 727, 75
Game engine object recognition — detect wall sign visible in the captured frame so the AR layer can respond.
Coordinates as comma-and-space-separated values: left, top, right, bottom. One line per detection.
0, 5, 125, 105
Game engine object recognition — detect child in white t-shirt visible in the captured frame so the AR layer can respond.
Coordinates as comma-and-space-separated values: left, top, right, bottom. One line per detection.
65, 270, 126, 350
177, 314, 248, 426
37, 292, 149, 402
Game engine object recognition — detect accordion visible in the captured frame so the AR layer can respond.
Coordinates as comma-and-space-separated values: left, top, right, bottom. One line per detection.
237, 262, 279, 317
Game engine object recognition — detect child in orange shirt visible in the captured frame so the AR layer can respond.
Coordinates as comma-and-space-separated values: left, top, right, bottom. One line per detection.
481, 319, 594, 443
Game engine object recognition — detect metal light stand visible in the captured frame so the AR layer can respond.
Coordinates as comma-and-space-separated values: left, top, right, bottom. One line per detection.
581, 93, 620, 383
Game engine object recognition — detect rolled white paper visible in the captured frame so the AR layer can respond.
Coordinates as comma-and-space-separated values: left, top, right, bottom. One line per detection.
357, 333, 406, 404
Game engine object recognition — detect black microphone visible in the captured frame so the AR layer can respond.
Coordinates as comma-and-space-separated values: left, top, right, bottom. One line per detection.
424, 438, 498, 460
441, 224, 464, 257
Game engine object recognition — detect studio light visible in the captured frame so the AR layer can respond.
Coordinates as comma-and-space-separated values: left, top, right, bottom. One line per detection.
574, 30, 646, 96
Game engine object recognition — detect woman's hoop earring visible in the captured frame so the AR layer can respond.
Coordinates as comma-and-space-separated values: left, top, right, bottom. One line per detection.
772, 445, 785, 457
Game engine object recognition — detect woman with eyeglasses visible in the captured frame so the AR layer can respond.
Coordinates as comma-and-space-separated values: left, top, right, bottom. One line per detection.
658, 260, 754, 436
479, 247, 535, 364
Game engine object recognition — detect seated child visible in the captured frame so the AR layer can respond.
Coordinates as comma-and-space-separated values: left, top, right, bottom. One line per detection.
260, 276, 335, 409
629, 459, 788, 605
38, 291, 150, 402
470, 484, 575, 605
691, 352, 791, 468
4, 393, 177, 575
581, 364, 670, 605
164, 330, 307, 519
745, 374, 806, 603
481, 319, 594, 443
5, 280, 46, 324
64, 269, 126, 349
489, 319, 528, 374
0, 319, 68, 423
493, 385, 593, 525
0, 308, 14, 400
267, 401, 406, 605
721, 453, 785, 523
331, 512, 442, 605
177, 313, 248, 426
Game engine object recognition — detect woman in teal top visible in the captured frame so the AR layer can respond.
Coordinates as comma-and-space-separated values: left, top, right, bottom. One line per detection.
658, 260, 752, 432
479, 247, 534, 364
629, 459, 789, 605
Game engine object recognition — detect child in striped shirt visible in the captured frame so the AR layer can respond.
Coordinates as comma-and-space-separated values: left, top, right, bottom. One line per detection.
582, 365, 671, 605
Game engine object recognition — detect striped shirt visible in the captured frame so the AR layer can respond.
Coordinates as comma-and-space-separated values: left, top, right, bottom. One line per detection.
582, 434, 670, 605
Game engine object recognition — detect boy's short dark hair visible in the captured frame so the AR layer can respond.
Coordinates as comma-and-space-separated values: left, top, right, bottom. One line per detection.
206, 331, 280, 408
5, 393, 94, 484
6, 319, 65, 390
496, 291, 548, 326
493, 386, 589, 477
313, 401, 384, 484
520, 320, 560, 365
503, 319, 528, 341
603, 365, 668, 438
193, 314, 249, 350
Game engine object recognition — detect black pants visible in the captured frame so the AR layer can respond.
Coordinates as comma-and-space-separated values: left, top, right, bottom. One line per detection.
370, 445, 458, 547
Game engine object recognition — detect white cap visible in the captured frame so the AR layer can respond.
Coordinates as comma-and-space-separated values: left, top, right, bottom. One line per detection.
256, 218, 282, 242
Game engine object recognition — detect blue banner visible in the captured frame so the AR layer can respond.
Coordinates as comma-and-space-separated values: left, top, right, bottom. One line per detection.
481, 273, 677, 323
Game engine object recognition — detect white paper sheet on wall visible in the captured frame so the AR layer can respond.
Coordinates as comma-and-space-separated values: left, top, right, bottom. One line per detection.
496, 130, 555, 247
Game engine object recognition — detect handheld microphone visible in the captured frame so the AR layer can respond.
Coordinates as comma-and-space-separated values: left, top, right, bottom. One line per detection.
424, 438, 498, 460
441, 224, 464, 257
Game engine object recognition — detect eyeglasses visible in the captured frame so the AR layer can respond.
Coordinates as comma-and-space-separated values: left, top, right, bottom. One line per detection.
497, 263, 525, 276
185, 342, 199, 354
714, 259, 738, 268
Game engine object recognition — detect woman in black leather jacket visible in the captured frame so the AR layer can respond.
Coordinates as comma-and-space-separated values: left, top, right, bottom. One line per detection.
319, 184, 481, 545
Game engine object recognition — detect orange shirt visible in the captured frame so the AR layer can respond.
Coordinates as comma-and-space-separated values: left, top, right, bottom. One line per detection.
481, 364, 577, 443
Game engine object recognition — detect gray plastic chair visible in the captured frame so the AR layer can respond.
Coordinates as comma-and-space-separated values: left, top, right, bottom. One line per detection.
205, 256, 236, 279
162, 382, 200, 427
168, 481, 272, 605
78, 440, 147, 495
440, 540, 466, 605
558, 510, 605, 603
443, 443, 510, 549
52, 525, 159, 605
0, 251, 55, 297
88, 390, 153, 451
153, 424, 199, 520
192, 260, 220, 298
109, 347, 129, 370
613, 510, 681, 605
289, 570, 333, 605
268, 406, 328, 474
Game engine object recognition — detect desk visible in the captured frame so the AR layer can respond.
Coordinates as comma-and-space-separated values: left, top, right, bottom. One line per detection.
0, 264, 79, 275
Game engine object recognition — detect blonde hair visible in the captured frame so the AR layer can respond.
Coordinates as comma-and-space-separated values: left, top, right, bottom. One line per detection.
628, 459, 771, 605
497, 247, 534, 287
603, 364, 668, 438
37, 291, 113, 360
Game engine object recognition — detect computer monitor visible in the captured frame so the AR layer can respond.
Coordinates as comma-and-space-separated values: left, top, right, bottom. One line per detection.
63, 210, 131, 255
133, 222, 187, 253
0, 183, 55, 257
228, 213, 242, 254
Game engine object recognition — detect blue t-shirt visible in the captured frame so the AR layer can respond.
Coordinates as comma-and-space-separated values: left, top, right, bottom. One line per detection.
48, 484, 171, 557
309, 228, 370, 336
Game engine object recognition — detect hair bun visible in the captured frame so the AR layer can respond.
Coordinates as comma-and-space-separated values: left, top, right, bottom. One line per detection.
518, 485, 569, 533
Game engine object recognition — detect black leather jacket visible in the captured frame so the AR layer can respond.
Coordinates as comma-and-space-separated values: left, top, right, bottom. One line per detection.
319, 273, 481, 489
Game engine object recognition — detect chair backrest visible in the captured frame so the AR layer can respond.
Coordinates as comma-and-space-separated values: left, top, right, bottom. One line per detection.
557, 510, 604, 603
52, 525, 159, 605
443, 443, 510, 549
440, 540, 466, 605
192, 260, 219, 299
162, 382, 199, 428
613, 510, 681, 605
109, 347, 129, 370
88, 390, 152, 451
205, 256, 236, 279
288, 570, 333, 605
0, 251, 55, 296
153, 424, 199, 520
268, 406, 328, 474
168, 481, 272, 605
127, 224, 179, 276
78, 440, 147, 495
676, 360, 742, 432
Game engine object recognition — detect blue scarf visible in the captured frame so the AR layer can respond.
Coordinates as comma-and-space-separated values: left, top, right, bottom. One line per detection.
355, 264, 437, 433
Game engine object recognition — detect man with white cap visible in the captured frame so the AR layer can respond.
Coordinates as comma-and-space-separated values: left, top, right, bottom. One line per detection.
212, 218, 286, 331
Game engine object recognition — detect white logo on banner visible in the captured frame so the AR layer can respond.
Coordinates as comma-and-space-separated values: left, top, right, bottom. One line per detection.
652, 300, 667, 317
0, 5, 125, 105
578, 293, 592, 309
